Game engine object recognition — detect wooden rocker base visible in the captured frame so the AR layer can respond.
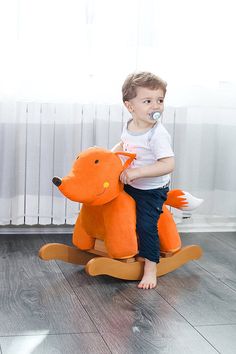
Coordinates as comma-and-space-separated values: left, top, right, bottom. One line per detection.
39, 242, 202, 280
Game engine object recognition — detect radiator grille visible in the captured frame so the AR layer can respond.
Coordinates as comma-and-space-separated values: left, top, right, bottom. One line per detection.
0, 102, 175, 225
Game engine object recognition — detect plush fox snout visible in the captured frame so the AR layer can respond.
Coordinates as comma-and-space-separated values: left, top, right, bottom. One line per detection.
52, 176, 62, 187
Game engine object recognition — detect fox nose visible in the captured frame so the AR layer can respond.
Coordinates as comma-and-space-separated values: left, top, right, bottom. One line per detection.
52, 176, 62, 187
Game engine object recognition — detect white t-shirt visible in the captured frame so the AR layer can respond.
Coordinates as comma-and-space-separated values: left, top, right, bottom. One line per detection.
121, 120, 174, 190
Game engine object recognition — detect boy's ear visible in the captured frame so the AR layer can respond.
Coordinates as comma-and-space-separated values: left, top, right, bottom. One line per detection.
114, 151, 136, 170
124, 101, 133, 112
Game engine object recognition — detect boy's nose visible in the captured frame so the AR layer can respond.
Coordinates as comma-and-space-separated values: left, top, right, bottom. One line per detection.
154, 102, 162, 109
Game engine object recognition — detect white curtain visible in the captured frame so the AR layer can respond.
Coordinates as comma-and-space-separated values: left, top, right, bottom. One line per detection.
1, 0, 236, 105
0, 0, 236, 228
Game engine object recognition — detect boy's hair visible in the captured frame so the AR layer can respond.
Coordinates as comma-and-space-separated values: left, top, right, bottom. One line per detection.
122, 71, 167, 102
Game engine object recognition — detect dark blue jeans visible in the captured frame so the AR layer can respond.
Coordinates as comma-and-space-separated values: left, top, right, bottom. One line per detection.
124, 184, 169, 263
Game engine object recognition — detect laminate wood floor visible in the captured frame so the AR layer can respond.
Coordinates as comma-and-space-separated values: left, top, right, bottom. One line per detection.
0, 231, 236, 354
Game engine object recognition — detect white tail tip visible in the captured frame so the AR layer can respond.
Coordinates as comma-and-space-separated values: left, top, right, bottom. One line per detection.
178, 191, 203, 211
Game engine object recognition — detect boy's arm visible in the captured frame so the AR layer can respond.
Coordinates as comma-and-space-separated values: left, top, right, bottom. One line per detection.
111, 141, 124, 152
120, 157, 174, 184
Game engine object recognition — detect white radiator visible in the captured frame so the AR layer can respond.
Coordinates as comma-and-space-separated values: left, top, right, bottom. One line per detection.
0, 102, 176, 226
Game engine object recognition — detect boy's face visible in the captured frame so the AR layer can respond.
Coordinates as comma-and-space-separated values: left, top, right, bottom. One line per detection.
125, 87, 164, 124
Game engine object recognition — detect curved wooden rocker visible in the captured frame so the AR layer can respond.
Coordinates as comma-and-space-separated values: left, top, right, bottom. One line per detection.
39, 239, 202, 280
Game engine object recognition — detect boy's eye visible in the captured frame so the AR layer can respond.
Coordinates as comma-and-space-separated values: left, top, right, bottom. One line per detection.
143, 99, 151, 104
158, 99, 164, 104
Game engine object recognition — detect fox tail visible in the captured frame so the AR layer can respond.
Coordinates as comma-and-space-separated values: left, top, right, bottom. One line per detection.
165, 189, 203, 211
158, 189, 203, 253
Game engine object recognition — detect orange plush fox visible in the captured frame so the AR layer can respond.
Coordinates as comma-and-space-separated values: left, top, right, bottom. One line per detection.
53, 147, 202, 259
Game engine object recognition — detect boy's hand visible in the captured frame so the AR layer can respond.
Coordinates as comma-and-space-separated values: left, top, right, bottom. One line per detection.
120, 168, 140, 184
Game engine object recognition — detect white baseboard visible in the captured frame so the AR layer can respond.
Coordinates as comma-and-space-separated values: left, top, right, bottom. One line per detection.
0, 216, 236, 234
0, 225, 74, 235
177, 224, 236, 233
175, 215, 236, 232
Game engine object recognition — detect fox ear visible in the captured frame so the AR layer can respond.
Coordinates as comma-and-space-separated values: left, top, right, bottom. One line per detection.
114, 151, 136, 170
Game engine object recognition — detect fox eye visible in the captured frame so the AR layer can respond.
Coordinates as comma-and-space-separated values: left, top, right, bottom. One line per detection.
95, 159, 99, 164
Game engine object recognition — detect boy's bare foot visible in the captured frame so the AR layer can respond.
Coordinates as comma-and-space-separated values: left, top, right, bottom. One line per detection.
138, 258, 157, 289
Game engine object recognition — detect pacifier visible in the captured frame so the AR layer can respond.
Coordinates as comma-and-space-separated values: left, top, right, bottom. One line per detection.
149, 111, 162, 120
